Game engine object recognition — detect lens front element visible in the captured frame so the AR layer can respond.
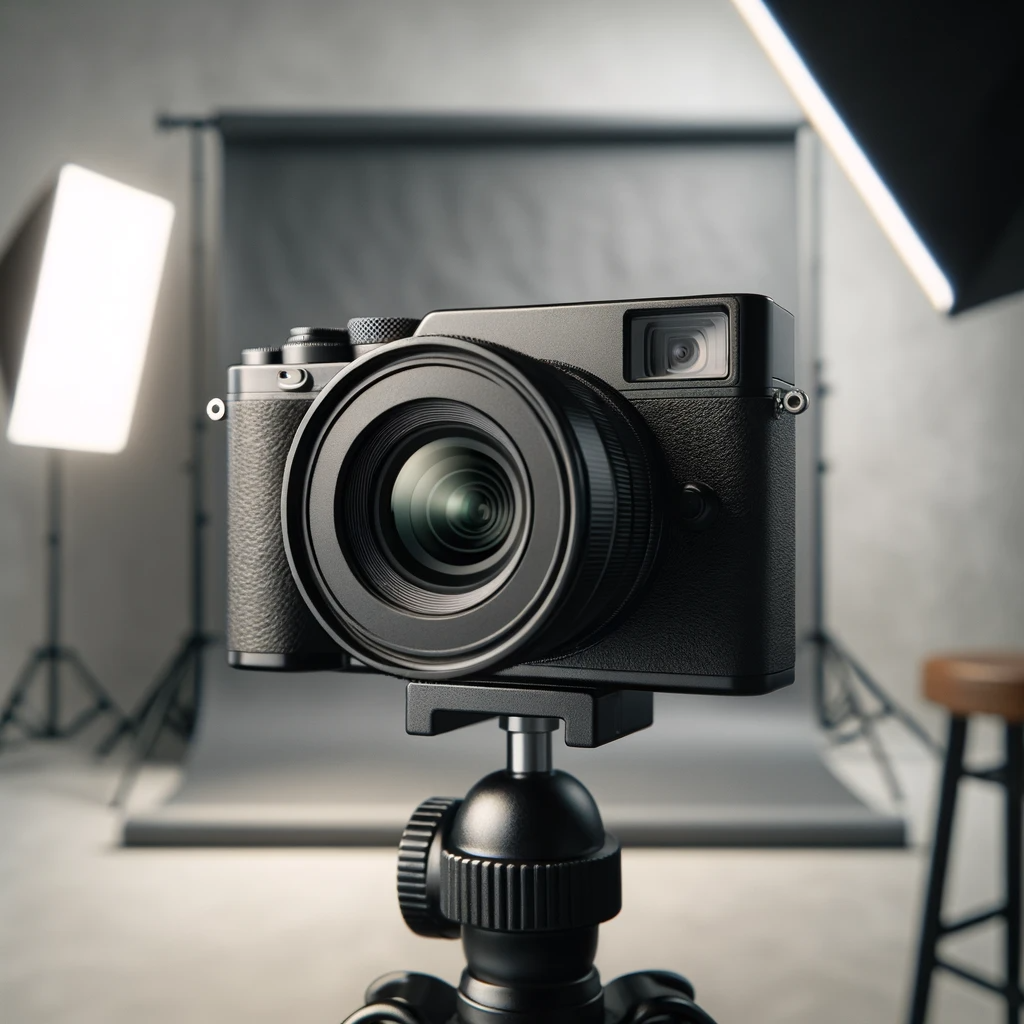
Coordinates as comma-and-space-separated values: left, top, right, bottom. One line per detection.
386, 435, 521, 582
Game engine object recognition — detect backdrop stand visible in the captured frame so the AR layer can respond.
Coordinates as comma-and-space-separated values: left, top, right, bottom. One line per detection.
103, 117, 217, 805
0, 451, 131, 746
800, 137, 941, 798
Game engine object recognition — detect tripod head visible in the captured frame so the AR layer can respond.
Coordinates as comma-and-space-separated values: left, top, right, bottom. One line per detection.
342, 681, 719, 1024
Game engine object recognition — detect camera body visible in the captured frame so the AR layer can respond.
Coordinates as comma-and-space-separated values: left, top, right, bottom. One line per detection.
225, 294, 798, 695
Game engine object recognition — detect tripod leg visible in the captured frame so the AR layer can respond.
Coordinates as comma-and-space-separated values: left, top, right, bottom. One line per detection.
110, 644, 194, 807
342, 973, 457, 1024
96, 640, 192, 756
0, 651, 47, 742
818, 639, 854, 731
827, 639, 904, 802
604, 972, 719, 1024
841, 644, 942, 755
61, 649, 132, 742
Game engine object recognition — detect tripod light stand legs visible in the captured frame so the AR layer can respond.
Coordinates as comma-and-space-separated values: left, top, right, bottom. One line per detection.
108, 633, 207, 807
813, 630, 942, 802
0, 452, 131, 752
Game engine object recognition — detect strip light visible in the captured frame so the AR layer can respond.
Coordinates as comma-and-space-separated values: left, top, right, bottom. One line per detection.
7, 165, 174, 452
732, 0, 955, 313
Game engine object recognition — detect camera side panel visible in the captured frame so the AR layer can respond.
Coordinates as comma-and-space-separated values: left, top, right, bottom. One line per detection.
507, 395, 795, 690
226, 397, 342, 669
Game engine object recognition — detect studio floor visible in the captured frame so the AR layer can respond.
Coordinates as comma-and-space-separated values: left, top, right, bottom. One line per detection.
0, 734, 1008, 1024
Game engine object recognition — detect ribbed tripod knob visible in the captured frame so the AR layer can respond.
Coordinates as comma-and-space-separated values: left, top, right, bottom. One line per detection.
441, 835, 621, 931
397, 797, 463, 939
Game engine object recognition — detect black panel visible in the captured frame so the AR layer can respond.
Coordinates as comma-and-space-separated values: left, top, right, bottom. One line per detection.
0, 182, 55, 399
768, 0, 1024, 311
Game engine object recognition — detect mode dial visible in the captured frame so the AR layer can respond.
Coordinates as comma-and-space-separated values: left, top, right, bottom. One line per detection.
282, 326, 352, 364
240, 346, 282, 365
397, 797, 462, 939
347, 316, 421, 344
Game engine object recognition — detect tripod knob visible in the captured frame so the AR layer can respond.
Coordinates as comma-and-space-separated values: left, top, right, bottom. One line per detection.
397, 797, 462, 939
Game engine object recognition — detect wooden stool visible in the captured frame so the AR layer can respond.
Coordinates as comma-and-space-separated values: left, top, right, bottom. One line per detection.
908, 654, 1024, 1024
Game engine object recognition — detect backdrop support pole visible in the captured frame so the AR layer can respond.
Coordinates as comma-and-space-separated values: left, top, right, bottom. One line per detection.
800, 134, 941, 795
0, 451, 131, 747
104, 116, 218, 804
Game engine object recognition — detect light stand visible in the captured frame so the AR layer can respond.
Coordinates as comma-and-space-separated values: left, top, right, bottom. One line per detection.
801, 137, 941, 795
0, 451, 131, 745
807, 358, 941, 799
1, 165, 172, 752
104, 117, 216, 803
342, 681, 717, 1024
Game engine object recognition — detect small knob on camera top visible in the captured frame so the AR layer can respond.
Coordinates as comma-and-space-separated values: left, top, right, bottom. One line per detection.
282, 327, 353, 364
347, 316, 422, 344
240, 347, 282, 365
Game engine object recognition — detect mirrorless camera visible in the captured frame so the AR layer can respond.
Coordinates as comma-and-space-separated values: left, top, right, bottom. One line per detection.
223, 294, 803, 694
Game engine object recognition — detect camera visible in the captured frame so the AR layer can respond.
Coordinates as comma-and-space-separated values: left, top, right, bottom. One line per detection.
224, 294, 801, 695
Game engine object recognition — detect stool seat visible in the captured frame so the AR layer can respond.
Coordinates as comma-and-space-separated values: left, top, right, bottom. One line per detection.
924, 654, 1024, 721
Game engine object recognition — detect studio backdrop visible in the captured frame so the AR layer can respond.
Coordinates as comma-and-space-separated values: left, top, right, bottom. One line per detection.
124, 114, 902, 847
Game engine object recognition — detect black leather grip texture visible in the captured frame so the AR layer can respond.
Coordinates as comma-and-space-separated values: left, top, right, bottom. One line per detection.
227, 398, 339, 658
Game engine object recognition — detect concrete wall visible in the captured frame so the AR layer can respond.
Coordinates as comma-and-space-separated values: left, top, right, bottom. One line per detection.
0, 0, 1019, 733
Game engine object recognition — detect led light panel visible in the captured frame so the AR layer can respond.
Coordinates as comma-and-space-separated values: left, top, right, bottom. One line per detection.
6, 165, 174, 452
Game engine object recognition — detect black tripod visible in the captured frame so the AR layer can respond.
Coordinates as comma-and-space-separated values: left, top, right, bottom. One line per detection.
103, 117, 216, 802
0, 451, 131, 747
343, 681, 717, 1024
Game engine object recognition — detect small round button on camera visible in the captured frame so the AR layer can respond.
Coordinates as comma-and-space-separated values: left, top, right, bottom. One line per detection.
781, 388, 809, 415
678, 481, 718, 531
277, 367, 311, 392
206, 397, 225, 421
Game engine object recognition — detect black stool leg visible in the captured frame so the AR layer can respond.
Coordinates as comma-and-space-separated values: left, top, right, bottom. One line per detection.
1005, 723, 1022, 1023
908, 716, 968, 1024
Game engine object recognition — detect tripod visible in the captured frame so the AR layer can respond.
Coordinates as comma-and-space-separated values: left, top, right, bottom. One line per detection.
0, 451, 131, 747
103, 117, 216, 802
343, 681, 717, 1024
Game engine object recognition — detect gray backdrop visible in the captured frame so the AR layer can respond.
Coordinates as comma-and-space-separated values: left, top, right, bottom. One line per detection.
119, 118, 902, 847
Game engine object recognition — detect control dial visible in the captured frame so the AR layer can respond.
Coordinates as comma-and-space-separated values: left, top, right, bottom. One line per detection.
282, 326, 352, 364
347, 316, 422, 344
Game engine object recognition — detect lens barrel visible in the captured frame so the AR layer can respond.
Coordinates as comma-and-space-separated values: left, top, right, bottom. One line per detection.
282, 336, 662, 678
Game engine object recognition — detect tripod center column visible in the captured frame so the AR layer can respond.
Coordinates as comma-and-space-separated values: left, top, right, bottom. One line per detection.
500, 716, 558, 774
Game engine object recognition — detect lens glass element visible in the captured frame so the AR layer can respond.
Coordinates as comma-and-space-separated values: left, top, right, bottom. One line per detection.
335, 402, 530, 615
389, 437, 517, 577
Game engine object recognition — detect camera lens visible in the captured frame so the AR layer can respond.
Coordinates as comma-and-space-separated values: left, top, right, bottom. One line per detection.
385, 435, 521, 581
282, 336, 662, 678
